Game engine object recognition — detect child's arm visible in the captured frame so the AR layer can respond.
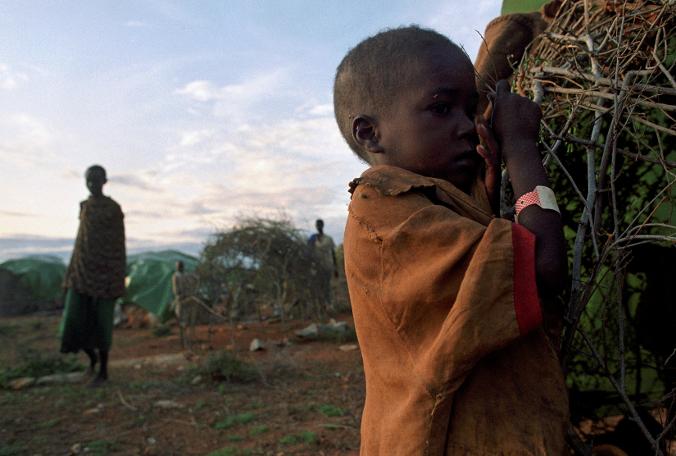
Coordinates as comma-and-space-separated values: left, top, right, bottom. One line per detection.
490, 80, 567, 297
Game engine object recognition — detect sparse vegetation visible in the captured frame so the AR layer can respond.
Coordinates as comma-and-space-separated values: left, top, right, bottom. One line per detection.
249, 424, 269, 436
0, 310, 363, 454
212, 412, 256, 430
85, 439, 117, 456
196, 351, 258, 384
206, 447, 238, 456
279, 430, 317, 445
0, 323, 18, 337
0, 349, 82, 387
152, 323, 171, 337
0, 444, 25, 456
317, 403, 345, 417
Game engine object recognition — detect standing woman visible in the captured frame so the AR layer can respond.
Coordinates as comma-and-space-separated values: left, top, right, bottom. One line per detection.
60, 165, 126, 386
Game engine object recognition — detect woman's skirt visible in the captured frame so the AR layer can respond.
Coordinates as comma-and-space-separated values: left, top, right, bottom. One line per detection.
59, 289, 115, 353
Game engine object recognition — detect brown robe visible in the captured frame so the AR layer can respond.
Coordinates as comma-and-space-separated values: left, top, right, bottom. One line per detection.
344, 166, 568, 455
65, 195, 126, 299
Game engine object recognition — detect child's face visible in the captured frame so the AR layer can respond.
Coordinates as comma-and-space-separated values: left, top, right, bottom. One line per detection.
376, 46, 480, 192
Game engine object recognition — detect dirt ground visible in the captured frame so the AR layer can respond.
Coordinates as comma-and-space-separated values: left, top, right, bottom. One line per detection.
3, 312, 674, 456
0, 312, 364, 456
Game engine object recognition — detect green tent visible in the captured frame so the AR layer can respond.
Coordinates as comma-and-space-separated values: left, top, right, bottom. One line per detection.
122, 250, 199, 321
0, 255, 67, 302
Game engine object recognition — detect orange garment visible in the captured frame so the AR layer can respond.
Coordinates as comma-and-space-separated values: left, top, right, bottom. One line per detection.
344, 165, 568, 455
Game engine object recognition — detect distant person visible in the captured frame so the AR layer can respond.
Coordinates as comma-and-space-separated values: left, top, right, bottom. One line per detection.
171, 260, 198, 348
308, 219, 338, 306
60, 165, 126, 386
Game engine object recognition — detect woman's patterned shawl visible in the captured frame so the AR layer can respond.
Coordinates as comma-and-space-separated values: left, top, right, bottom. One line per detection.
65, 195, 126, 299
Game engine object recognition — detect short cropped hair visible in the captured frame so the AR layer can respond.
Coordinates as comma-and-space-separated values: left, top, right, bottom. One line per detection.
333, 26, 463, 162
85, 164, 107, 180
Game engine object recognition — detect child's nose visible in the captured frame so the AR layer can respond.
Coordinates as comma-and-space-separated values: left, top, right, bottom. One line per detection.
456, 111, 475, 139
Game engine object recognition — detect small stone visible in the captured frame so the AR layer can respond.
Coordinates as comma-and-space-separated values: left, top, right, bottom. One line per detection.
154, 400, 183, 409
327, 318, 349, 332
236, 323, 247, 330
190, 375, 202, 385
134, 364, 142, 370
8, 377, 35, 390
295, 323, 319, 339
70, 443, 81, 454
339, 344, 359, 352
249, 338, 265, 351
83, 404, 103, 416
147, 437, 156, 445
36, 372, 84, 386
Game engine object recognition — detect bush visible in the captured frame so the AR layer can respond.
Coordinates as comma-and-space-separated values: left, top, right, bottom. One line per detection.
198, 216, 334, 321
196, 351, 258, 384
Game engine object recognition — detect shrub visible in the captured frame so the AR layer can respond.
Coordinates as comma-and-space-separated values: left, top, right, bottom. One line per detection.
197, 351, 258, 384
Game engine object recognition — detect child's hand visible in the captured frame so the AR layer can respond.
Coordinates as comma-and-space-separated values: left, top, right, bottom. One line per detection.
490, 80, 542, 160
475, 117, 501, 216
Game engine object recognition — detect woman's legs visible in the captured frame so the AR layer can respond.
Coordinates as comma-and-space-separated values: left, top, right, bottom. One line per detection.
83, 348, 98, 375
98, 349, 108, 380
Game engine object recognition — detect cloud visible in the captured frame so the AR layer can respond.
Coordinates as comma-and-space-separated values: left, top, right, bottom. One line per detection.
0, 210, 35, 218
0, 64, 28, 90
307, 103, 334, 117
152, 87, 363, 244
185, 201, 218, 216
175, 69, 289, 120
124, 20, 148, 28
422, 0, 500, 59
110, 173, 160, 192
124, 209, 168, 219
0, 114, 59, 167
178, 128, 214, 147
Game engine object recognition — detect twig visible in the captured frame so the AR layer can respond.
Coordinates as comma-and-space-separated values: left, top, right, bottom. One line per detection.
611, 234, 676, 249
164, 418, 199, 428
531, 66, 676, 96
652, 31, 676, 89
542, 86, 676, 112
577, 329, 664, 455
117, 390, 137, 411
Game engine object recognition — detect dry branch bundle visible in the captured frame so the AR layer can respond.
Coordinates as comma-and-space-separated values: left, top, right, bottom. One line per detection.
512, 0, 675, 452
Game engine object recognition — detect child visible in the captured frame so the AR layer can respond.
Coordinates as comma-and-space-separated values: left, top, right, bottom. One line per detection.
334, 27, 569, 454
60, 165, 126, 386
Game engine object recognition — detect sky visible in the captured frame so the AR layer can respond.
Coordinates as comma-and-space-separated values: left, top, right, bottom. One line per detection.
0, 0, 501, 261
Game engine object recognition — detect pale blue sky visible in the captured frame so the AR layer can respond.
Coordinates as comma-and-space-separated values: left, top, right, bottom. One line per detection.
0, 0, 501, 260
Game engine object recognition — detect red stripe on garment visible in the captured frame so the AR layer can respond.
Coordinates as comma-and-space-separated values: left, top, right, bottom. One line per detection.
512, 223, 542, 335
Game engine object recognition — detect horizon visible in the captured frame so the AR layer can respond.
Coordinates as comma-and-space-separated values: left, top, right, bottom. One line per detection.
1, 1, 501, 262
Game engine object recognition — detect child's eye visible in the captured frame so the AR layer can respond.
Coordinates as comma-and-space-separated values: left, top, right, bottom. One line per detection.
429, 102, 451, 116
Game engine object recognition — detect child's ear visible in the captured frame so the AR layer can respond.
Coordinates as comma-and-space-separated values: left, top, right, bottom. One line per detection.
352, 116, 384, 154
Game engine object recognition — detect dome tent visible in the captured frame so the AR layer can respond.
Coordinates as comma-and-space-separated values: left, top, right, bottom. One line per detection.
0, 255, 67, 316
121, 250, 199, 322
